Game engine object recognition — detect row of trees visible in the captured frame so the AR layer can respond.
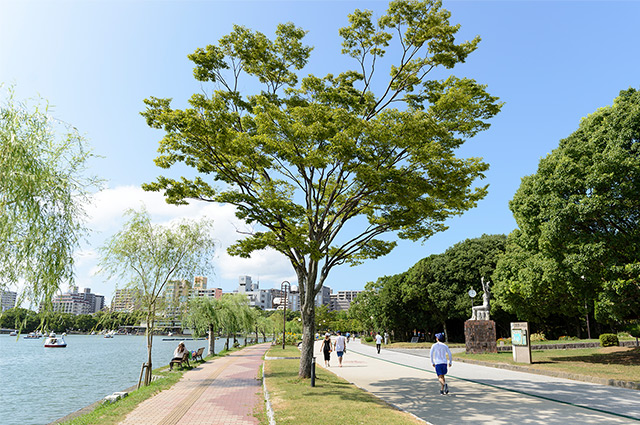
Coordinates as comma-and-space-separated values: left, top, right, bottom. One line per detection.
0, 308, 145, 333
349, 88, 640, 341
349, 234, 509, 341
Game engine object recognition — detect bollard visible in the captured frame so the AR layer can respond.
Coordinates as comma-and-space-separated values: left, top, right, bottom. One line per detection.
311, 356, 316, 387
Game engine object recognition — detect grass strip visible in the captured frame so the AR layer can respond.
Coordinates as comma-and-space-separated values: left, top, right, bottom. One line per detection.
455, 346, 640, 383
263, 346, 425, 425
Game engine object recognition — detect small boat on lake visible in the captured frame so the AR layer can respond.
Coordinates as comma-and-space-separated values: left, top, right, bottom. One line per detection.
44, 333, 67, 348
9, 330, 18, 336
24, 332, 41, 339
104, 331, 115, 338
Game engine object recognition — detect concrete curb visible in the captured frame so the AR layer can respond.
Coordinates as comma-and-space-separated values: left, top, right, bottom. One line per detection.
262, 361, 277, 425
454, 357, 640, 390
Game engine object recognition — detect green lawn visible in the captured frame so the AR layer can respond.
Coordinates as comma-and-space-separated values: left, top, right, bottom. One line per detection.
455, 346, 640, 383
263, 345, 423, 425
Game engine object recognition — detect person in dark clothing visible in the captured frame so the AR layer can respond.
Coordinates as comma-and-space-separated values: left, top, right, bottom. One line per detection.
319, 333, 332, 367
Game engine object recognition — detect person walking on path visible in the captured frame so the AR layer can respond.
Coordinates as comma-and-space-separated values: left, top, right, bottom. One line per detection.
334, 331, 347, 367
320, 333, 332, 367
375, 332, 383, 354
430, 332, 453, 395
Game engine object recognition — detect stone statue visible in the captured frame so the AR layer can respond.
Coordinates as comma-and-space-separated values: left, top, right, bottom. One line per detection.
471, 277, 491, 320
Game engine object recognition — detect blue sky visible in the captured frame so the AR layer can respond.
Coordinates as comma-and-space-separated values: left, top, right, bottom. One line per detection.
2, 0, 639, 303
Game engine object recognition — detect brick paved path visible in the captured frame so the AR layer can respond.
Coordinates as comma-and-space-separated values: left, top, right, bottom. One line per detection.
119, 343, 271, 425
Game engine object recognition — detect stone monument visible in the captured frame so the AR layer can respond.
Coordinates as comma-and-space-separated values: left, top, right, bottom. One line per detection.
464, 277, 497, 354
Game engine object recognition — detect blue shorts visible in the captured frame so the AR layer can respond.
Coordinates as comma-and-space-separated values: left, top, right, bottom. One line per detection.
336, 351, 344, 357
435, 364, 448, 376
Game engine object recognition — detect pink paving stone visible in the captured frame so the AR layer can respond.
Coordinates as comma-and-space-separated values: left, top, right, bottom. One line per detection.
118, 343, 270, 425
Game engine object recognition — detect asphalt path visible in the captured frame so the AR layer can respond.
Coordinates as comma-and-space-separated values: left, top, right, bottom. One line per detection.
315, 339, 640, 425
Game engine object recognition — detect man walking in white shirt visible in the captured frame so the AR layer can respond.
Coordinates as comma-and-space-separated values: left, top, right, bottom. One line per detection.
375, 332, 383, 354
429, 332, 453, 395
334, 331, 347, 367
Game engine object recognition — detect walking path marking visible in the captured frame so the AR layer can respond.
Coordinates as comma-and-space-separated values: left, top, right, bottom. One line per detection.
317, 339, 640, 425
119, 343, 270, 425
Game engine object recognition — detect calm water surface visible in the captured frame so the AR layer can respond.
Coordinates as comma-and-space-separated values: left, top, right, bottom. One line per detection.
0, 334, 253, 425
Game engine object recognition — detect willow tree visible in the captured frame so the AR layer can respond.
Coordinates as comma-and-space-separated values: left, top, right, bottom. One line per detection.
99, 208, 215, 385
0, 87, 97, 312
142, 0, 502, 377
184, 296, 221, 356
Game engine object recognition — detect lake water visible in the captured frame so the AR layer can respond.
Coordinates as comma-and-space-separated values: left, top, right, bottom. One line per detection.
0, 334, 260, 425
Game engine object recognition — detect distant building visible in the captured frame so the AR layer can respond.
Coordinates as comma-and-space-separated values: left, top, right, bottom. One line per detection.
1, 290, 17, 311
194, 287, 223, 299
42, 286, 106, 315
111, 288, 142, 312
315, 285, 331, 307
237, 275, 257, 292
330, 290, 362, 311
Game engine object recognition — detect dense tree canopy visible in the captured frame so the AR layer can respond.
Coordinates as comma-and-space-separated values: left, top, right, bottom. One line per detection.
141, 0, 501, 377
350, 234, 507, 340
494, 88, 640, 325
0, 87, 97, 308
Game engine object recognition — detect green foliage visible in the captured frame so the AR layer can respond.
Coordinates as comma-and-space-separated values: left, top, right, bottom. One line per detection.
0, 86, 99, 308
530, 332, 547, 342
364, 336, 374, 342
626, 323, 640, 339
275, 332, 302, 346
141, 0, 501, 377
558, 335, 579, 341
494, 88, 640, 324
350, 234, 507, 340
98, 207, 216, 381
599, 333, 619, 347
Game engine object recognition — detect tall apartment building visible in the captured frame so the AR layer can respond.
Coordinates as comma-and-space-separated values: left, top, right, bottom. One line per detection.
45, 286, 106, 315
111, 288, 142, 312
237, 275, 256, 292
330, 290, 362, 311
1, 290, 17, 311
315, 285, 331, 307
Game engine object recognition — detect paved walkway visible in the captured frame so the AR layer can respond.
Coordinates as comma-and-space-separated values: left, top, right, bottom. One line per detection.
118, 343, 270, 425
316, 339, 640, 425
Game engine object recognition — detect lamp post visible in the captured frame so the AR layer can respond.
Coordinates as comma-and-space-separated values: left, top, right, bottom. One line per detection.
281, 281, 290, 349
580, 276, 591, 340
468, 288, 477, 308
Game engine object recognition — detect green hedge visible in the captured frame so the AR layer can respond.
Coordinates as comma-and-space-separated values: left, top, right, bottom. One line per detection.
599, 333, 619, 347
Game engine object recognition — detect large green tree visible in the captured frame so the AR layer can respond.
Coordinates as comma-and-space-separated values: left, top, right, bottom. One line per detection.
141, 0, 501, 377
0, 87, 97, 309
494, 88, 640, 327
99, 208, 215, 385
405, 233, 507, 339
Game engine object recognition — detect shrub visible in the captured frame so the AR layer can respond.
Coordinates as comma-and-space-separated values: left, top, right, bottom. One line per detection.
274, 333, 301, 346
364, 336, 373, 342
558, 335, 579, 341
599, 333, 619, 347
497, 337, 511, 345
530, 332, 546, 342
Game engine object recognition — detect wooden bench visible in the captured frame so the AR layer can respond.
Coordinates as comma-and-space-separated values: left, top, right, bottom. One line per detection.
193, 347, 205, 362
169, 352, 190, 370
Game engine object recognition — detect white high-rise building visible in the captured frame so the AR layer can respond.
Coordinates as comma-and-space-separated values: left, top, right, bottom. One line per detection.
1, 291, 17, 311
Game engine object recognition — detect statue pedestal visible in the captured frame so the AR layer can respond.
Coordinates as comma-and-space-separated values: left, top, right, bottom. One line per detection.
464, 320, 497, 354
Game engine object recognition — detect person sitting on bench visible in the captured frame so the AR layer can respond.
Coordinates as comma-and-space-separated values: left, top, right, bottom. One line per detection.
170, 341, 188, 370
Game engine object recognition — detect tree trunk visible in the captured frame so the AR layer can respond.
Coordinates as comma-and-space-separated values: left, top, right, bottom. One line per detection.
145, 311, 154, 386
442, 321, 449, 343
298, 284, 317, 378
208, 324, 215, 356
